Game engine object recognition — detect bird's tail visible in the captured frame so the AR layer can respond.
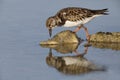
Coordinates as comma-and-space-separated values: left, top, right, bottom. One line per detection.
92, 8, 109, 15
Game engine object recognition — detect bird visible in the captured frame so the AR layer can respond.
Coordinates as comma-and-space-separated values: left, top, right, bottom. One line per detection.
46, 7, 108, 40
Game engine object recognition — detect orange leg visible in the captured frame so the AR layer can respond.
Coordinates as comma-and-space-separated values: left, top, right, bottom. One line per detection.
73, 26, 82, 33
82, 26, 90, 41
74, 46, 88, 56
73, 25, 90, 41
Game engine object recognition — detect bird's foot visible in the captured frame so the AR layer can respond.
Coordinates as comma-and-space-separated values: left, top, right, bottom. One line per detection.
86, 35, 91, 41
84, 42, 92, 47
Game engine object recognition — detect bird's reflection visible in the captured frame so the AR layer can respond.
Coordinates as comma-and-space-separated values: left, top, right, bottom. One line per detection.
46, 46, 105, 75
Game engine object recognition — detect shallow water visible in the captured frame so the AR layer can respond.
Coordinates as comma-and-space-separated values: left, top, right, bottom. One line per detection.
0, 0, 120, 80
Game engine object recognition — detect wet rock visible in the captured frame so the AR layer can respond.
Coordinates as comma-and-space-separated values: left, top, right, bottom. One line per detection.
90, 32, 120, 42
40, 30, 80, 45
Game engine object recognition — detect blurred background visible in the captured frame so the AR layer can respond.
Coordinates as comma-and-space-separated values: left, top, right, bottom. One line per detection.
0, 0, 120, 80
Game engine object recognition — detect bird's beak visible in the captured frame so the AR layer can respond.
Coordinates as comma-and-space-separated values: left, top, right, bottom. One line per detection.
49, 28, 52, 37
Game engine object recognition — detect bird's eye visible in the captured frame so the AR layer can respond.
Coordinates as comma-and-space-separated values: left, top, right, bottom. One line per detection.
48, 24, 50, 26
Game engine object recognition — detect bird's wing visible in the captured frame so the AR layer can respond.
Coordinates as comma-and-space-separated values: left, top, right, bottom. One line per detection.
56, 7, 94, 22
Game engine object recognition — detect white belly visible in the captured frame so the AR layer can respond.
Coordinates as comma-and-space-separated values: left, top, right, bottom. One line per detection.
63, 20, 82, 27
63, 15, 101, 27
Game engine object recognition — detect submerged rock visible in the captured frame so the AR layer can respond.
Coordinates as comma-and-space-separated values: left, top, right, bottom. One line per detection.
90, 32, 120, 43
40, 30, 80, 45
90, 42, 120, 50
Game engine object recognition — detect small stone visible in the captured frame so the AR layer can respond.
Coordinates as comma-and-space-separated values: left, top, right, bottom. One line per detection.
40, 30, 81, 45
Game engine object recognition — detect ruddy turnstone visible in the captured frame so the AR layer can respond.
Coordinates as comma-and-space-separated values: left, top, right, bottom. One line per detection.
46, 7, 108, 40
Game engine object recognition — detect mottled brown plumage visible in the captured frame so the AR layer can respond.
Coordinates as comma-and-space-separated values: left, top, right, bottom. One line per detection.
46, 7, 108, 39
56, 7, 94, 22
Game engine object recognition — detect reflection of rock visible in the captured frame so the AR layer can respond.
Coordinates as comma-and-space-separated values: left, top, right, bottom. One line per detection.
40, 43, 79, 54
90, 42, 120, 50
40, 30, 80, 44
46, 52, 105, 75
90, 32, 120, 42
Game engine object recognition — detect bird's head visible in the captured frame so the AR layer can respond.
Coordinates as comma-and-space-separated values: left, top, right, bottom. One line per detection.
46, 16, 57, 37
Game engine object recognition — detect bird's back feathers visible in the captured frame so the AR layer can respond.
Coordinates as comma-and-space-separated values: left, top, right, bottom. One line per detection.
56, 7, 108, 22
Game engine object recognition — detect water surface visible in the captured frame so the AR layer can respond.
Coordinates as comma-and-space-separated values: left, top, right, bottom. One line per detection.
0, 0, 120, 80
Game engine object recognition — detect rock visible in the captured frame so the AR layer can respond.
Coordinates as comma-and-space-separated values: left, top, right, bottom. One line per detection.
40, 30, 80, 45
90, 32, 120, 43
